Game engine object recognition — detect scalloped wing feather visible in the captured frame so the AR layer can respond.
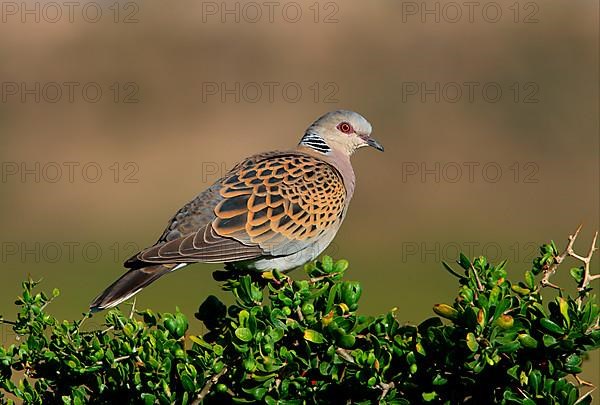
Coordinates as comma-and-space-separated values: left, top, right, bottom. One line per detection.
213, 153, 346, 257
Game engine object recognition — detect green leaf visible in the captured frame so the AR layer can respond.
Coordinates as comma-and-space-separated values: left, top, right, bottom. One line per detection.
269, 327, 284, 342
524, 270, 535, 290
243, 357, 256, 372
326, 283, 340, 313
518, 334, 538, 349
189, 335, 212, 350
442, 261, 465, 279
498, 340, 520, 353
304, 329, 325, 344
557, 297, 570, 327
495, 314, 514, 329
235, 327, 253, 342
333, 259, 349, 273
466, 333, 479, 352
141, 393, 157, 405
540, 318, 564, 335
340, 281, 361, 310
565, 354, 582, 373
338, 334, 355, 349
529, 370, 541, 394
322, 256, 334, 272
512, 285, 531, 295
238, 309, 250, 327
432, 374, 448, 386
433, 304, 458, 320
507, 365, 519, 380
458, 253, 471, 270
542, 334, 558, 347
180, 372, 195, 392
570, 267, 584, 283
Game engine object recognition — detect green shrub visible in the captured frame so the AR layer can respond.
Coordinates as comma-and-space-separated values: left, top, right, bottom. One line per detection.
0, 231, 598, 404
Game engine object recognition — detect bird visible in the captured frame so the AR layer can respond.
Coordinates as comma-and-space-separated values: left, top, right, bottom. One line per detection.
90, 110, 384, 311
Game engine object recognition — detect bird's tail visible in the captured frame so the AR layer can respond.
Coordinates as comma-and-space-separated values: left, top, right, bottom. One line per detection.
89, 264, 178, 312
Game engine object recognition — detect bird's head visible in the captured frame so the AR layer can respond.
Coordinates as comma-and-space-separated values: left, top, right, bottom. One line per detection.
299, 110, 384, 155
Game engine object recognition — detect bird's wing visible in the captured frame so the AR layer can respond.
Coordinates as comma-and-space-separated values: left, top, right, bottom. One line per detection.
126, 151, 347, 267
213, 152, 347, 256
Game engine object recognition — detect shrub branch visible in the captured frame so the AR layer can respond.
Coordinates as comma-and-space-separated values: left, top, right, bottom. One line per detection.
541, 225, 599, 297
0, 233, 598, 404
192, 366, 228, 405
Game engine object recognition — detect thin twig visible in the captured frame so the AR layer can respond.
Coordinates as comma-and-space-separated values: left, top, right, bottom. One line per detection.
335, 348, 355, 363
574, 387, 596, 405
516, 386, 532, 401
540, 226, 599, 304
469, 263, 484, 292
296, 306, 305, 322
577, 231, 598, 295
192, 366, 228, 404
378, 381, 395, 401
95, 354, 132, 366
309, 272, 341, 283
129, 297, 137, 319
76, 312, 91, 330
541, 225, 583, 289
574, 374, 594, 387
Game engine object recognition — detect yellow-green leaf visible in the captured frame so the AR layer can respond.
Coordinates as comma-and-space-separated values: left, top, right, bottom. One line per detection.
466, 333, 479, 352
433, 304, 458, 320
304, 329, 325, 344
557, 297, 570, 327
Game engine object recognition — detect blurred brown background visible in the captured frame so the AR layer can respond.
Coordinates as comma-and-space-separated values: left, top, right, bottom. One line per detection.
0, 0, 598, 393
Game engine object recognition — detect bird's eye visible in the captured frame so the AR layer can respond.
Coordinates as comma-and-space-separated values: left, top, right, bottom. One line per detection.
337, 122, 353, 134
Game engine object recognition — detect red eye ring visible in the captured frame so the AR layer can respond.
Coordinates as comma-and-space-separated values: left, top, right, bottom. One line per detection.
337, 122, 353, 134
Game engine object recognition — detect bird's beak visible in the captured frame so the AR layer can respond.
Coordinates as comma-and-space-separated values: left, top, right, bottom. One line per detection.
364, 136, 384, 152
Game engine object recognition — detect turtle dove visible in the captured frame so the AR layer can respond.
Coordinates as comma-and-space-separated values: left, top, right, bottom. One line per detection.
90, 110, 383, 311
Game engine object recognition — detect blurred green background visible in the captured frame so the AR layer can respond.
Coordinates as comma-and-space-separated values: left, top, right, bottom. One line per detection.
0, 0, 598, 394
